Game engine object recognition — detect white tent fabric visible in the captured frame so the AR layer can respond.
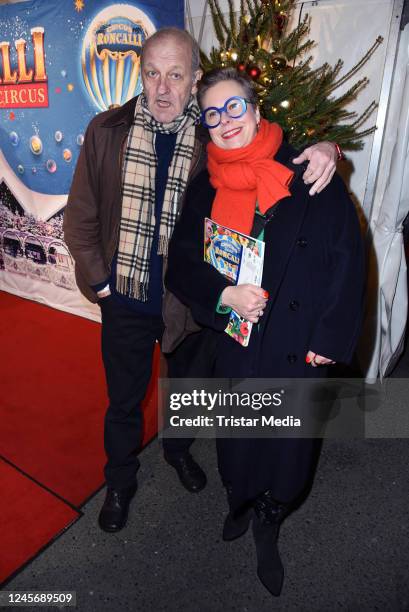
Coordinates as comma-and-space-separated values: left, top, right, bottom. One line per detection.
362, 24, 409, 381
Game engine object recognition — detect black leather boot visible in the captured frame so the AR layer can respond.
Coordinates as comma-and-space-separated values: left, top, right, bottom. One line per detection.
252, 491, 289, 597
222, 485, 252, 541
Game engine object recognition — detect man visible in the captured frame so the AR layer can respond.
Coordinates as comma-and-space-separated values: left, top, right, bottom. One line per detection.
63, 27, 339, 533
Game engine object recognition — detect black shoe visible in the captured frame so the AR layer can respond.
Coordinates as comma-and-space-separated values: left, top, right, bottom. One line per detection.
223, 508, 252, 541
165, 453, 207, 493
98, 484, 137, 533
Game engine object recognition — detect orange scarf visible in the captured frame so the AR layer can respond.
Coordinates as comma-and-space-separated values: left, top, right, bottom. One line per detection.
207, 119, 294, 235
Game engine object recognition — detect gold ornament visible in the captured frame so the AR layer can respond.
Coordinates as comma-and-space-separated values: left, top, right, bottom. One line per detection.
270, 54, 288, 71
271, 106, 278, 114
220, 50, 228, 62
254, 82, 266, 95
229, 48, 239, 62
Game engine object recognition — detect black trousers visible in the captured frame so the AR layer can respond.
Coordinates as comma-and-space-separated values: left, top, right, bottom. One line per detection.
162, 328, 219, 458
100, 296, 193, 489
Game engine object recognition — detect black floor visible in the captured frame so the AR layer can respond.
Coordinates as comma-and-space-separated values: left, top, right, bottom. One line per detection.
3, 348, 409, 611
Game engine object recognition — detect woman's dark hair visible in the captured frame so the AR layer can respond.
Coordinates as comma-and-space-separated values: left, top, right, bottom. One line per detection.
197, 67, 258, 109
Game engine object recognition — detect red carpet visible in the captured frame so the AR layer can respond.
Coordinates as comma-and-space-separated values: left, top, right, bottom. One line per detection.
0, 458, 80, 583
0, 291, 159, 583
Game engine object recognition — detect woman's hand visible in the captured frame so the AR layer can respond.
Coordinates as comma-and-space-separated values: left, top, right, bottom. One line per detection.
305, 350, 336, 367
221, 285, 268, 323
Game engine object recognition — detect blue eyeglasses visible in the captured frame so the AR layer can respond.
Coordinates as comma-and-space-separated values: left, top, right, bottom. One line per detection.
201, 96, 251, 129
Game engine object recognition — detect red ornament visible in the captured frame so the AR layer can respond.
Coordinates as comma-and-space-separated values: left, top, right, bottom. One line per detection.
237, 63, 246, 72
246, 64, 261, 80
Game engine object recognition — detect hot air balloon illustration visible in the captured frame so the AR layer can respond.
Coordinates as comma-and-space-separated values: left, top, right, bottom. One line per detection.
81, 4, 156, 111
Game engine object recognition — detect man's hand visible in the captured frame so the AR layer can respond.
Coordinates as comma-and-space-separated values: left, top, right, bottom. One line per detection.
292, 141, 337, 196
305, 350, 336, 367
221, 285, 268, 323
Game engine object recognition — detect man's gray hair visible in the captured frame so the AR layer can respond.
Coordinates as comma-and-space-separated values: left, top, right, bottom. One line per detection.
141, 27, 201, 74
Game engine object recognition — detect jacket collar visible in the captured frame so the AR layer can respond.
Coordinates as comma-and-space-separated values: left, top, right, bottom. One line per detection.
100, 96, 138, 129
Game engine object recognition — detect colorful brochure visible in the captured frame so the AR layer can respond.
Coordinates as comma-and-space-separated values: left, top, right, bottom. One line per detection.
204, 217, 265, 347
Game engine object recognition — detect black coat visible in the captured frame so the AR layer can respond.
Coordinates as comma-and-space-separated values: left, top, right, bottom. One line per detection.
166, 141, 365, 373
165, 141, 365, 509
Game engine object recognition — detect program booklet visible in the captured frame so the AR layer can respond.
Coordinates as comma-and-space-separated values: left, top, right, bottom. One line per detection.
204, 217, 265, 347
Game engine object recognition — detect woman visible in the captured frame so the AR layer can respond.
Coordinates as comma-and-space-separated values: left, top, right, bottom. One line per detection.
164, 68, 365, 596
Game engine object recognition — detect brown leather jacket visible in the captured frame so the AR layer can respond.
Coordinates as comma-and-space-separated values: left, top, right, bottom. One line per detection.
63, 96, 208, 305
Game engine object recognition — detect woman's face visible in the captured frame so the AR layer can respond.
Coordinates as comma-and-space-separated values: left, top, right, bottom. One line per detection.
201, 80, 260, 150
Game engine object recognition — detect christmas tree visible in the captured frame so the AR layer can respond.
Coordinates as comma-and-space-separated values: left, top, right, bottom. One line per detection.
202, 0, 383, 150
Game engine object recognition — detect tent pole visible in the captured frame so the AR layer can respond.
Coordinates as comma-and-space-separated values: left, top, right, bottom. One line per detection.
198, 0, 209, 47
362, 0, 404, 220
185, 0, 195, 37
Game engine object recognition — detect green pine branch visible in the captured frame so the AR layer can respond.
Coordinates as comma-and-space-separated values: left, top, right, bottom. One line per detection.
201, 0, 383, 151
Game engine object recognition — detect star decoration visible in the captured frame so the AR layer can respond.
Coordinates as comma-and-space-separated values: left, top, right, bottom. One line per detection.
74, 0, 84, 12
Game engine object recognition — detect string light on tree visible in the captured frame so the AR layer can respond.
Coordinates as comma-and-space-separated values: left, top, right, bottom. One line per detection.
279, 99, 291, 109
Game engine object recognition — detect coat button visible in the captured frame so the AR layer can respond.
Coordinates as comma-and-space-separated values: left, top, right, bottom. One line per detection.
296, 237, 307, 247
289, 300, 299, 311
287, 354, 297, 364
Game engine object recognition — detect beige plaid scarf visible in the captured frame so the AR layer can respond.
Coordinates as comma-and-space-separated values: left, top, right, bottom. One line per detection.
116, 94, 200, 300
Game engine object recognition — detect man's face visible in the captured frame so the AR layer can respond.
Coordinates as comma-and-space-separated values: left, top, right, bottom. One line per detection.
142, 36, 201, 123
